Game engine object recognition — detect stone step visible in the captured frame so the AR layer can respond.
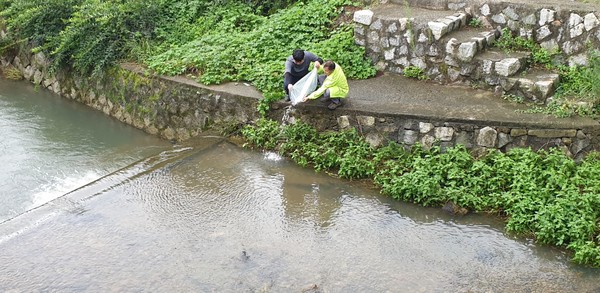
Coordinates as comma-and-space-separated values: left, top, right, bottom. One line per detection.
501, 68, 560, 103
474, 48, 531, 79
359, 4, 468, 40
441, 27, 500, 62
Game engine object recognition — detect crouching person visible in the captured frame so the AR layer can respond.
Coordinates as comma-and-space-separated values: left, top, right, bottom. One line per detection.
303, 60, 348, 110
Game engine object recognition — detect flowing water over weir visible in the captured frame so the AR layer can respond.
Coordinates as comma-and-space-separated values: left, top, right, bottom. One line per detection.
1, 79, 599, 292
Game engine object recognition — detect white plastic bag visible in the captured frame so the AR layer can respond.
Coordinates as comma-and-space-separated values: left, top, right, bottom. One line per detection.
290, 68, 318, 105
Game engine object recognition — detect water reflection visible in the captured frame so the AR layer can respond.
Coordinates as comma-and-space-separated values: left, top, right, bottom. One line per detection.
0, 79, 171, 221
1, 140, 598, 292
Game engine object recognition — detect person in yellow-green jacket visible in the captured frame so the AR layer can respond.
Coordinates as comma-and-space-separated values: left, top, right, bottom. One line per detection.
303, 60, 349, 110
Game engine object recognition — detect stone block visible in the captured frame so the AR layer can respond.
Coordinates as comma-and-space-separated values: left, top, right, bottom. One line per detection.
379, 37, 390, 49
569, 13, 584, 38
458, 42, 477, 62
393, 57, 410, 67
366, 133, 384, 148
477, 126, 497, 147
482, 59, 493, 75
535, 79, 556, 98
434, 127, 454, 141
399, 18, 410, 31
446, 38, 459, 55
33, 70, 43, 85
384, 48, 395, 61
495, 58, 521, 77
518, 78, 534, 92
510, 128, 527, 137
419, 122, 434, 133
410, 57, 427, 69
536, 25, 552, 41
491, 14, 507, 24
478, 32, 493, 48
428, 21, 449, 40
455, 131, 473, 148
404, 30, 414, 45
402, 129, 418, 144
421, 134, 436, 149
354, 10, 374, 26
528, 129, 577, 138
445, 56, 459, 67
338, 115, 351, 129
569, 53, 588, 67
448, 67, 460, 81
523, 14, 536, 25
368, 31, 380, 44
387, 22, 398, 33
539, 9, 555, 26
500, 78, 517, 91
571, 139, 591, 155
399, 45, 409, 55
503, 7, 520, 21
540, 39, 559, 52
445, 15, 463, 29
440, 18, 456, 31
354, 25, 365, 36
370, 19, 383, 30
480, 4, 490, 16
498, 132, 512, 148
355, 37, 366, 46
459, 64, 475, 76
357, 115, 375, 127
507, 20, 520, 31
428, 45, 439, 57
584, 13, 599, 31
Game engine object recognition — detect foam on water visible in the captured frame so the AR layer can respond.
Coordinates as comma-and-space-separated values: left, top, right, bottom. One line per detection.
29, 170, 102, 209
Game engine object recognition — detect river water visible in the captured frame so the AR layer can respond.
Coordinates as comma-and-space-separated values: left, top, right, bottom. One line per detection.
0, 79, 598, 292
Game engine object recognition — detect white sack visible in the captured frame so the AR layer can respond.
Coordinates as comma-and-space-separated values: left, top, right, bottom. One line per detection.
290, 68, 318, 105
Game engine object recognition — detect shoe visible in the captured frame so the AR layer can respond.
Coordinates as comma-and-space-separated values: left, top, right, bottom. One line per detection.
284, 95, 290, 102
327, 101, 341, 110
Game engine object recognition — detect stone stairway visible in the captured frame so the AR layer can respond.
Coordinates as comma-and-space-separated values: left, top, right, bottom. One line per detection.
352, 2, 578, 104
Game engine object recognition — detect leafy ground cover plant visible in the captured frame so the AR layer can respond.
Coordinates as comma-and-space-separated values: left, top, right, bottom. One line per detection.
241, 118, 600, 267
0, 0, 375, 108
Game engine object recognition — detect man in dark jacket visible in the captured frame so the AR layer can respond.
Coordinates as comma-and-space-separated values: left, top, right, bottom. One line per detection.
283, 49, 322, 100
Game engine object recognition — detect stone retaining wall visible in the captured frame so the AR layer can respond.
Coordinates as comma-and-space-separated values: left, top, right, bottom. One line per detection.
269, 105, 600, 160
2, 39, 599, 159
0, 47, 259, 141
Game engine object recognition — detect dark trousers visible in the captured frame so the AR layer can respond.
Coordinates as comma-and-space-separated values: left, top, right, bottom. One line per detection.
284, 73, 302, 95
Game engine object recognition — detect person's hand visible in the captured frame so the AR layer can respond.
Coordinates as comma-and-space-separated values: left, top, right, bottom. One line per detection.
288, 84, 293, 91
314, 61, 321, 69
302, 96, 308, 102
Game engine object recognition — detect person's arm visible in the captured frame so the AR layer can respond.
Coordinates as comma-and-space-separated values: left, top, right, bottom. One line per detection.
305, 51, 322, 69
305, 85, 327, 100
304, 77, 331, 101
284, 58, 293, 75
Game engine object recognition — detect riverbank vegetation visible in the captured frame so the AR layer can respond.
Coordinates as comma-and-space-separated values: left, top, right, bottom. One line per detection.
241, 118, 600, 267
0, 0, 375, 115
